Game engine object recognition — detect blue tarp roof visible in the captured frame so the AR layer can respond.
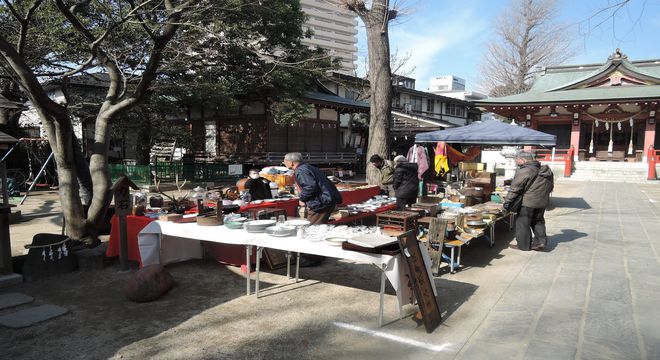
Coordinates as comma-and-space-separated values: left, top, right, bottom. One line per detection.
415, 120, 557, 146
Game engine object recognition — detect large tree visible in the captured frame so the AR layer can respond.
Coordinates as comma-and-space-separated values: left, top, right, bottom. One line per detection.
330, 0, 398, 184
0, 0, 333, 244
480, 0, 574, 97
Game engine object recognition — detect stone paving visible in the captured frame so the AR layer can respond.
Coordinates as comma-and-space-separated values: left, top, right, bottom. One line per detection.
456, 182, 660, 360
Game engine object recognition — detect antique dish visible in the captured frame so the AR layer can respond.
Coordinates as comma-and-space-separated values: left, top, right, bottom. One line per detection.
324, 237, 349, 246
265, 225, 296, 237
244, 219, 277, 233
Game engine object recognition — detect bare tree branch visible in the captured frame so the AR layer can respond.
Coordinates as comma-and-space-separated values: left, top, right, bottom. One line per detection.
478, 0, 574, 97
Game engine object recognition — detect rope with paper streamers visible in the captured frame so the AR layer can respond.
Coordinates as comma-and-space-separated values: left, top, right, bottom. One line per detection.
582, 111, 642, 154
24, 237, 70, 262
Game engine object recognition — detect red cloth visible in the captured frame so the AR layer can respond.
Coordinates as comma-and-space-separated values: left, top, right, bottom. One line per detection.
107, 215, 155, 265
338, 186, 380, 206
239, 198, 298, 217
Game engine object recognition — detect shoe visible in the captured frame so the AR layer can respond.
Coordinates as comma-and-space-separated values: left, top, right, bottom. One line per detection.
532, 244, 545, 251
509, 244, 520, 250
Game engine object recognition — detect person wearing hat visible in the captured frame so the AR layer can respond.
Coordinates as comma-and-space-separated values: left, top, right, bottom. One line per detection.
392, 155, 419, 210
503, 151, 554, 251
369, 154, 395, 196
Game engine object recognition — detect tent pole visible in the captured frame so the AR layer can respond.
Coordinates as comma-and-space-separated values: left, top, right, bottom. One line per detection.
551, 147, 556, 163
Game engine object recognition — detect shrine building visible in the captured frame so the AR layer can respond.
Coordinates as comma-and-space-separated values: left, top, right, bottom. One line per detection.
476, 50, 659, 163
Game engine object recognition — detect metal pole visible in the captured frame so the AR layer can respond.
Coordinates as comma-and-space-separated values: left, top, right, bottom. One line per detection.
0, 143, 19, 164
20, 152, 54, 205
551, 147, 556, 163
245, 245, 252, 295
379, 263, 387, 327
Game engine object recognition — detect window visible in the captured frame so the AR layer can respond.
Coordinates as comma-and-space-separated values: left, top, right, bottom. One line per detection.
411, 96, 422, 112
426, 99, 434, 113
446, 103, 465, 117
392, 93, 400, 107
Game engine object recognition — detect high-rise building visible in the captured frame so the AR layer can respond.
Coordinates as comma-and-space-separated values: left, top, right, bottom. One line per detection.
300, 0, 358, 74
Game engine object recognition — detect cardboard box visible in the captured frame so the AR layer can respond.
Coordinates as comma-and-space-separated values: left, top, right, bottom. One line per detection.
159, 213, 183, 222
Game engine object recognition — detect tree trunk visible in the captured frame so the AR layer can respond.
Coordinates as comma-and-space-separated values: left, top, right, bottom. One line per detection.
42, 113, 87, 240
85, 112, 113, 241
363, 3, 392, 185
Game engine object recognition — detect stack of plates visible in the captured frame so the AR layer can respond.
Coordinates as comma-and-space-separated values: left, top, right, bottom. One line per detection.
244, 219, 277, 233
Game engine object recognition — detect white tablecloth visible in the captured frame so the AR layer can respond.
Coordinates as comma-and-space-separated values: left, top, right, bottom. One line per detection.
138, 221, 415, 308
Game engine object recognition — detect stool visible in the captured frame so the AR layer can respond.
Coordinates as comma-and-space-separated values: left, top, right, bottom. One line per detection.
444, 240, 464, 273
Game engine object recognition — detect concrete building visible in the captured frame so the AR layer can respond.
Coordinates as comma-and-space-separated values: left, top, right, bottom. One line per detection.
429, 75, 488, 102
300, 0, 358, 74
429, 75, 466, 91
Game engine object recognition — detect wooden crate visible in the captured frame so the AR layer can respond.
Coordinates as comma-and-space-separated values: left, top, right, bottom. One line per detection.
377, 210, 419, 232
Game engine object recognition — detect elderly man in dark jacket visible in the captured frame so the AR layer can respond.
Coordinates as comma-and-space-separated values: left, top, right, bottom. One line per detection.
504, 151, 554, 251
392, 155, 419, 210
283, 152, 343, 266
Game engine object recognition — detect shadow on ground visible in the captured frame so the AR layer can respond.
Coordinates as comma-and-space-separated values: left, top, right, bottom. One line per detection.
548, 196, 591, 211
545, 229, 589, 251
0, 259, 255, 360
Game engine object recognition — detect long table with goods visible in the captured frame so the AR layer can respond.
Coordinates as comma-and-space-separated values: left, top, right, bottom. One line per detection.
107, 186, 385, 265
137, 220, 431, 326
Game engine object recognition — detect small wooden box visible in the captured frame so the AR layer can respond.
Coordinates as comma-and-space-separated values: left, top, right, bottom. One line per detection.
243, 207, 287, 220
410, 203, 438, 217
158, 213, 183, 222
377, 210, 419, 232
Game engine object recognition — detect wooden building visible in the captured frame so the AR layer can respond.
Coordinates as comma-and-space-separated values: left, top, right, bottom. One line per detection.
476, 50, 660, 162
191, 81, 370, 165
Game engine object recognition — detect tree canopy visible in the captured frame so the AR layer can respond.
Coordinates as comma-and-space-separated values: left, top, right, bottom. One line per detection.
0, 0, 337, 242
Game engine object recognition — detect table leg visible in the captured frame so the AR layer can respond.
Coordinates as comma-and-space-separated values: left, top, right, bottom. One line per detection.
490, 224, 495, 247
379, 263, 387, 327
295, 252, 300, 283
255, 247, 263, 298
246, 245, 252, 296
457, 246, 462, 268
450, 247, 455, 273
286, 251, 291, 279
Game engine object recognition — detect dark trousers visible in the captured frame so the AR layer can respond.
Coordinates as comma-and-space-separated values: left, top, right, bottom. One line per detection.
308, 207, 334, 225
396, 197, 415, 211
515, 206, 548, 251
302, 206, 334, 264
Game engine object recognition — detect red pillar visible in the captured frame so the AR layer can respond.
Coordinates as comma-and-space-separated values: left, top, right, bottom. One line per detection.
643, 120, 656, 162
570, 121, 581, 161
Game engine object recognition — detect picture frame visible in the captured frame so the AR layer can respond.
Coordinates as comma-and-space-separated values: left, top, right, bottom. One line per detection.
263, 249, 290, 270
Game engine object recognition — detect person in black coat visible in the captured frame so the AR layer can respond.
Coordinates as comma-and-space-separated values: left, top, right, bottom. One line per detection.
244, 169, 272, 201
392, 155, 419, 210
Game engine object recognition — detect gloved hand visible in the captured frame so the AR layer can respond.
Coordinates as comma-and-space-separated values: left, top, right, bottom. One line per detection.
502, 202, 510, 211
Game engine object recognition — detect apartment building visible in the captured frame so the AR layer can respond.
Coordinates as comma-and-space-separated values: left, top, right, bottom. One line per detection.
300, 0, 358, 74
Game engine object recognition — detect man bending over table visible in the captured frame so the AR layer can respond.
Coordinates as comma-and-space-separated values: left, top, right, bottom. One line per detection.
283, 152, 343, 267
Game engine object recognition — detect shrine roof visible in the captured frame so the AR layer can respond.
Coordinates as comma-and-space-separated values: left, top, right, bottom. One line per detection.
477, 50, 660, 106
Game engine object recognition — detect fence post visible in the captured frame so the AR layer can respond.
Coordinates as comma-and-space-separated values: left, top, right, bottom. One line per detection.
648, 146, 656, 180
564, 146, 574, 178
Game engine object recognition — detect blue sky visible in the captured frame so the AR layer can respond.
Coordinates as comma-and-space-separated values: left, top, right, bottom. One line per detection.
356, 0, 660, 91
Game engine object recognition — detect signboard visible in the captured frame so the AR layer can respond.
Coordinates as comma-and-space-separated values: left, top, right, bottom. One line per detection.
398, 230, 442, 333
